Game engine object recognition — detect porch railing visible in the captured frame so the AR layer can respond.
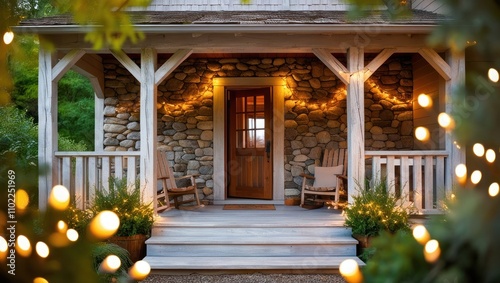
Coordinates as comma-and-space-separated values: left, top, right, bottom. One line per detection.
55, 151, 141, 209
365, 150, 449, 214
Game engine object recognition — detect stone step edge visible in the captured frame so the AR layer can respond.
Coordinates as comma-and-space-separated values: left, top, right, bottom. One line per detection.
152, 222, 347, 228
143, 256, 365, 270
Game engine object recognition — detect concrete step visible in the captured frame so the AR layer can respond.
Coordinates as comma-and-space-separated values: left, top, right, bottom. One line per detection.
143, 256, 365, 271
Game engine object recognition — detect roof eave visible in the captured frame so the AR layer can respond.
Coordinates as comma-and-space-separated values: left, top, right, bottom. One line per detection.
13, 23, 439, 35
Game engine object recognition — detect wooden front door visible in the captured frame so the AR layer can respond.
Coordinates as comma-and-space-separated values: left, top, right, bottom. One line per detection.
228, 88, 273, 199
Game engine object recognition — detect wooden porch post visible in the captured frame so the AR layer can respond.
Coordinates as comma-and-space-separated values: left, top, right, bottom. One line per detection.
347, 47, 365, 202
446, 51, 466, 193
140, 48, 157, 208
38, 47, 58, 210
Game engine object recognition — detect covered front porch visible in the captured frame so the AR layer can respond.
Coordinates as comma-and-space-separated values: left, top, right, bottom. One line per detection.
25, 11, 465, 215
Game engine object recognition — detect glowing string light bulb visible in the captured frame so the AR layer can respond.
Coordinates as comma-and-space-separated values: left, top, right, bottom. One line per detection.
66, 229, 79, 242
3, 31, 14, 45
16, 189, 29, 210
88, 210, 120, 241
417, 93, 432, 108
415, 127, 430, 141
100, 255, 122, 273
437, 112, 454, 130
36, 242, 50, 258
486, 149, 496, 163
471, 170, 482, 185
424, 239, 441, 263
129, 260, 151, 281
488, 68, 499, 83
33, 278, 49, 283
489, 182, 499, 197
49, 185, 70, 210
473, 143, 485, 157
412, 225, 430, 245
16, 235, 32, 257
339, 259, 363, 283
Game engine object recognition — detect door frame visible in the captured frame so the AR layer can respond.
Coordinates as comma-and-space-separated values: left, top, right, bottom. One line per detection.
213, 77, 285, 203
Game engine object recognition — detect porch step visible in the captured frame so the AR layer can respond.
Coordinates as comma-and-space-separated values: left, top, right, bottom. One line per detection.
144, 205, 363, 272
143, 256, 365, 271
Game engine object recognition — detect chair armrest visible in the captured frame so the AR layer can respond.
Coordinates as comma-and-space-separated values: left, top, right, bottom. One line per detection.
175, 174, 199, 180
337, 174, 347, 180
300, 173, 315, 179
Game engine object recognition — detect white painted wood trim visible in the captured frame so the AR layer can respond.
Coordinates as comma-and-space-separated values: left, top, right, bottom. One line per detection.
74, 157, 85, 209
445, 51, 466, 192
111, 49, 142, 83
38, 47, 58, 210
418, 48, 451, 81
346, 47, 365, 202
94, 96, 104, 151
363, 48, 396, 81
365, 150, 448, 156
72, 53, 104, 98
413, 156, 423, 212
55, 151, 141, 157
154, 49, 193, 86
52, 49, 86, 82
386, 156, 395, 195
424, 155, 434, 209
102, 156, 110, 192
140, 48, 157, 208
213, 77, 286, 202
313, 48, 350, 85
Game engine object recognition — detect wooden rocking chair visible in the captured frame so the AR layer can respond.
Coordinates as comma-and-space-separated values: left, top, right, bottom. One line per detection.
156, 150, 203, 213
300, 148, 348, 209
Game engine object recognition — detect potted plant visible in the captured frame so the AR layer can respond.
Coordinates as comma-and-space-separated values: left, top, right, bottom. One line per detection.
344, 179, 413, 257
90, 178, 155, 262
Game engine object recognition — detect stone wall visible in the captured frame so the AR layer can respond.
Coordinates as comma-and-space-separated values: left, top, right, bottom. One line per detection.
102, 55, 413, 200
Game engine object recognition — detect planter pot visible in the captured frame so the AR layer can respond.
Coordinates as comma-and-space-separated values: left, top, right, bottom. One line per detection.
352, 234, 374, 256
109, 234, 147, 262
284, 197, 301, 206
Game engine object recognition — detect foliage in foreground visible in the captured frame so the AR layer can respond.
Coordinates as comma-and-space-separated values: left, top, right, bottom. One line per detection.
92, 242, 134, 283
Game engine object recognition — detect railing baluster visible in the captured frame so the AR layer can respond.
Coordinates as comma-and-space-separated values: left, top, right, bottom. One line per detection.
436, 156, 446, 206
424, 156, 434, 210
115, 156, 123, 180
102, 157, 110, 192
88, 157, 97, 203
61, 157, 72, 192
127, 156, 137, 187
413, 156, 423, 212
400, 156, 410, 205
74, 157, 85, 209
372, 156, 381, 184
386, 156, 395, 195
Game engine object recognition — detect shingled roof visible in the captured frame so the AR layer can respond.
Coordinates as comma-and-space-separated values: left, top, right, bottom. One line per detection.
20, 10, 445, 27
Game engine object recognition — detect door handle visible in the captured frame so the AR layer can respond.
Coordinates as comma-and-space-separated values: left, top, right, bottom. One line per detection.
266, 141, 271, 159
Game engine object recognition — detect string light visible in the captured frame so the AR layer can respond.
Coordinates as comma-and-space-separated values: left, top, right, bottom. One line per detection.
424, 239, 441, 263
489, 183, 499, 197
455, 164, 467, 184
488, 68, 499, 83
88, 210, 120, 240
66, 229, 79, 242
485, 149, 496, 163
473, 143, 485, 157
49, 185, 70, 210
415, 127, 430, 141
57, 220, 68, 233
100, 255, 122, 273
3, 31, 14, 45
471, 170, 482, 185
15, 189, 29, 210
437, 112, 454, 130
33, 278, 49, 283
129, 260, 151, 281
339, 259, 363, 283
412, 225, 430, 245
417, 94, 432, 108
36, 242, 50, 258
16, 235, 32, 257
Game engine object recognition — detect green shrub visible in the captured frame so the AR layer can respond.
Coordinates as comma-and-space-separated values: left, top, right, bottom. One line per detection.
90, 178, 154, 237
92, 242, 134, 283
344, 179, 413, 237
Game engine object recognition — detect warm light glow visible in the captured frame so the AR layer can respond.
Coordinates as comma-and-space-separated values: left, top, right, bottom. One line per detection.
455, 164, 467, 178
0, 236, 7, 252
48, 232, 70, 247
3, 31, 14, 45
66, 229, 79, 242
473, 143, 485, 157
16, 235, 32, 257
438, 113, 454, 130
486, 149, 496, 163
417, 94, 432, 108
49, 185, 70, 210
33, 277, 49, 283
412, 225, 430, 245
488, 68, 499, 83
36, 242, 50, 258
471, 170, 482, 184
489, 183, 499, 197
100, 255, 122, 273
16, 189, 30, 210
89, 210, 120, 241
129, 260, 151, 281
339, 259, 363, 283
57, 220, 68, 233
415, 127, 430, 141
424, 239, 441, 263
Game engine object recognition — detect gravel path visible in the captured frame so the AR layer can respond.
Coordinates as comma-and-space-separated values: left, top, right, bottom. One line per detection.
143, 273, 346, 283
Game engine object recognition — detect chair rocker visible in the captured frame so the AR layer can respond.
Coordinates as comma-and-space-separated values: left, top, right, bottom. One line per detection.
300, 148, 347, 209
156, 150, 203, 213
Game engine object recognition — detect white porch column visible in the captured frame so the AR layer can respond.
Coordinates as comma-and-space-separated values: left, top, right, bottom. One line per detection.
94, 97, 104, 151
38, 47, 58, 210
140, 48, 157, 208
347, 47, 365, 202
446, 51, 466, 192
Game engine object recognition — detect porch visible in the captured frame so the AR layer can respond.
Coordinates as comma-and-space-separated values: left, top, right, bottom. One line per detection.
143, 204, 363, 273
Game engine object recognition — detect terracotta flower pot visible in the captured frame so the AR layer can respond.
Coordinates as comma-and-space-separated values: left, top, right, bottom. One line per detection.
352, 234, 374, 256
